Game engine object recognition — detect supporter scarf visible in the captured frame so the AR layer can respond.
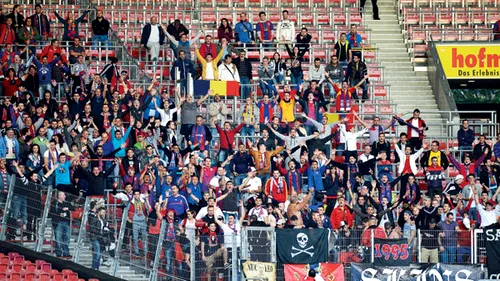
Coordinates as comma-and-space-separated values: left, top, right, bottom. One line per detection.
166, 219, 176, 241
35, 14, 49, 36
67, 23, 77, 40
208, 231, 218, 246
407, 182, 418, 202
270, 177, 284, 194
287, 170, 301, 193
379, 181, 391, 203
191, 125, 206, 150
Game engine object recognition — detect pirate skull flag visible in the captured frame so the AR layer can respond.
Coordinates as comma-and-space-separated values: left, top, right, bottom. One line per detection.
277, 228, 329, 264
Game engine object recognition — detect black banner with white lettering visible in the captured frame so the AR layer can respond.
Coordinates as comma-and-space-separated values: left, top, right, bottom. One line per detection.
351, 263, 486, 281
373, 238, 411, 266
276, 228, 329, 264
483, 228, 500, 277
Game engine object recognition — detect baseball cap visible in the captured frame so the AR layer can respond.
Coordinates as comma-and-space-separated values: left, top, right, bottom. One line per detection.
455, 174, 464, 181
249, 167, 256, 172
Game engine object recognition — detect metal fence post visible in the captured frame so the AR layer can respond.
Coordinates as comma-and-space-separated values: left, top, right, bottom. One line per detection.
0, 175, 16, 241
110, 203, 130, 276
189, 232, 196, 281
232, 233, 238, 281
417, 229, 422, 263
271, 228, 277, 263
148, 220, 166, 281
35, 184, 53, 252
370, 229, 374, 263
73, 197, 91, 263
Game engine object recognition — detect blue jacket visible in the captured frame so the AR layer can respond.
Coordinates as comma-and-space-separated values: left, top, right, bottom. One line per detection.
234, 21, 254, 43
0, 136, 19, 159
141, 23, 166, 46
170, 58, 195, 81
457, 127, 475, 147
32, 55, 61, 85
307, 164, 327, 191
112, 125, 133, 157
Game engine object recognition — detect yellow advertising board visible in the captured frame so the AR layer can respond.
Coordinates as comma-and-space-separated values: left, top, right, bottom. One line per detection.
436, 44, 500, 79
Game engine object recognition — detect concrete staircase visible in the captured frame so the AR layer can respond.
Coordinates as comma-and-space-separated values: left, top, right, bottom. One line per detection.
23, 227, 150, 281
362, 0, 446, 138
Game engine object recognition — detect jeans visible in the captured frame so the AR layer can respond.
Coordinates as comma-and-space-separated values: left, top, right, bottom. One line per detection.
351, 78, 368, 100
468, 207, 478, 222
457, 246, 471, 263
164, 240, 175, 273
273, 73, 284, 84
259, 80, 277, 97
11, 195, 27, 225
291, 75, 303, 89
240, 76, 251, 99
54, 221, 70, 257
240, 125, 255, 144
92, 34, 111, 50
442, 246, 457, 263
336, 143, 345, 156
211, 127, 219, 148
38, 83, 53, 96
234, 174, 247, 186
218, 149, 230, 163
91, 239, 101, 269
132, 220, 148, 255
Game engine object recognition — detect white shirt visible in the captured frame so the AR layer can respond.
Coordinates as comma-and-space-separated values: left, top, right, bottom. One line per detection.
205, 61, 215, 80
218, 63, 240, 82
341, 127, 368, 151
410, 118, 420, 138
338, 123, 346, 143
248, 206, 268, 222
148, 24, 160, 43
5, 138, 15, 159
220, 222, 241, 249
209, 175, 230, 188
477, 204, 500, 228
196, 206, 224, 220
359, 153, 374, 163
276, 20, 295, 42
246, 177, 262, 192
157, 107, 178, 126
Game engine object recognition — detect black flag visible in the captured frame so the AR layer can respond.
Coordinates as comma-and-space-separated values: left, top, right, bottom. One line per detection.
276, 228, 329, 264
373, 238, 411, 266
484, 229, 500, 277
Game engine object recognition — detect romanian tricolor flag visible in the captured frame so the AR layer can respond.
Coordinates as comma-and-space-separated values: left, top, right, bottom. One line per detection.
193, 80, 240, 97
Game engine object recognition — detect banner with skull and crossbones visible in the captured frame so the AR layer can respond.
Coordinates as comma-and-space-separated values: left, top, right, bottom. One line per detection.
277, 228, 329, 264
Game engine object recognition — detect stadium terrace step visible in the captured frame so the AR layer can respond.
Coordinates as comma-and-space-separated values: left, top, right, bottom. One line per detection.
364, 0, 447, 138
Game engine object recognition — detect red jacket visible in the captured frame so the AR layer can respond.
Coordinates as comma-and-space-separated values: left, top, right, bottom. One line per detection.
264, 177, 288, 203
199, 43, 217, 62
405, 117, 426, 140
2, 78, 21, 97
330, 205, 354, 229
215, 123, 245, 150
361, 226, 386, 246
40, 45, 69, 64
0, 24, 16, 45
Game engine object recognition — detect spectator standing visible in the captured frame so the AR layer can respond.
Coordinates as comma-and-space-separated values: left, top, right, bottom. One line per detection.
239, 96, 258, 142
457, 119, 475, 157
437, 212, 459, 263
325, 55, 344, 95
234, 12, 254, 45
346, 54, 368, 101
32, 54, 61, 96
472, 134, 492, 161
420, 218, 440, 263
199, 34, 218, 62
170, 50, 195, 95
233, 51, 253, 99
17, 18, 41, 55
166, 19, 189, 41
164, 26, 203, 60
54, 10, 90, 42
420, 140, 450, 171
49, 191, 75, 257
493, 133, 500, 158
295, 28, 312, 54
346, 24, 363, 57
129, 190, 151, 257
0, 18, 16, 46
30, 4, 51, 40
91, 10, 111, 49
258, 56, 277, 97
7, 5, 24, 29
276, 10, 295, 43
309, 58, 326, 87
218, 18, 233, 43
90, 207, 110, 270
334, 33, 351, 67
141, 16, 166, 62
493, 18, 500, 40
194, 42, 225, 80
218, 55, 240, 82
396, 109, 427, 150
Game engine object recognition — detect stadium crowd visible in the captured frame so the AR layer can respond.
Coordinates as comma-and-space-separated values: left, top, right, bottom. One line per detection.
0, 3, 500, 280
